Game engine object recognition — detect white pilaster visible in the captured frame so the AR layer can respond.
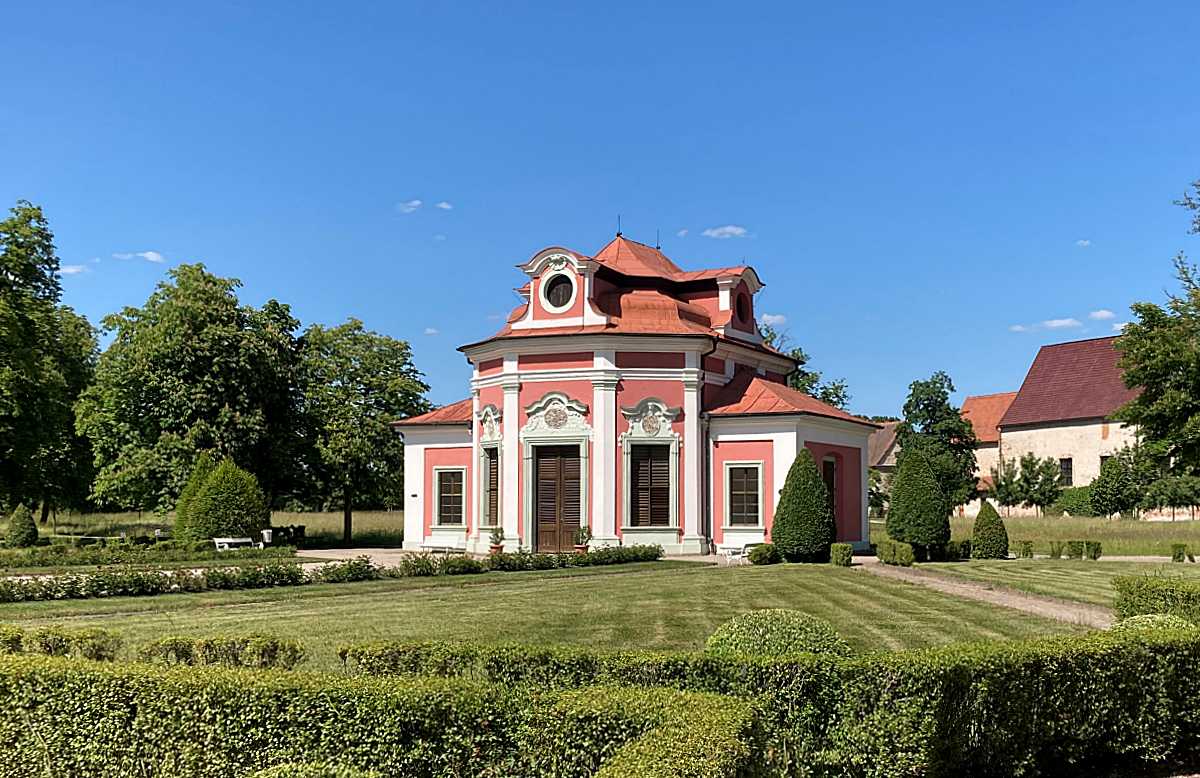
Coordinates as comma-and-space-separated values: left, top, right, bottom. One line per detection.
469, 387, 481, 545
402, 441, 424, 550
501, 354, 522, 549
681, 352, 705, 553
591, 350, 619, 545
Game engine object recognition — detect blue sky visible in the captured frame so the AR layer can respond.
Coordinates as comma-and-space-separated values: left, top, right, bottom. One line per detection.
2, 2, 1198, 416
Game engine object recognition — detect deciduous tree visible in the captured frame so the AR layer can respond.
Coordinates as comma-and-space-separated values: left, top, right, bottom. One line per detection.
895, 372, 978, 508
760, 324, 850, 409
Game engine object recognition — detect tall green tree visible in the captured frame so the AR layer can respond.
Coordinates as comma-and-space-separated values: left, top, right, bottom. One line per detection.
1115, 179, 1200, 472
0, 201, 96, 513
75, 264, 306, 510
990, 456, 1021, 515
760, 324, 850, 409
886, 447, 950, 554
300, 320, 429, 541
895, 372, 978, 508
770, 448, 835, 562
1015, 453, 1061, 516
1090, 446, 1151, 518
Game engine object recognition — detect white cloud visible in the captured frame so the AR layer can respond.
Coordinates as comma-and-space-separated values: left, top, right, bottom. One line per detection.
1089, 309, 1116, 320
1076, 239, 1091, 247
701, 224, 748, 239
112, 250, 165, 263
435, 201, 453, 210
1043, 318, 1083, 329
58, 264, 87, 275
760, 313, 787, 327
397, 199, 423, 213
1113, 322, 1130, 332
433, 234, 447, 241
676, 229, 688, 237
423, 327, 440, 336
1009, 324, 1030, 333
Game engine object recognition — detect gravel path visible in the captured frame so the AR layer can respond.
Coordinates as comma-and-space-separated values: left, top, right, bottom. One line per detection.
860, 560, 1114, 628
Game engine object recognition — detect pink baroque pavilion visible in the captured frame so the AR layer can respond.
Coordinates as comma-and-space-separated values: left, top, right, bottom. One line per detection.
394, 236, 878, 556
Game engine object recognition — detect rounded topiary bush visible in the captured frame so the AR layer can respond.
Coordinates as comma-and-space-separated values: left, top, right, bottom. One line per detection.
886, 448, 949, 552
175, 451, 217, 540
705, 609, 851, 658
251, 764, 381, 778
6, 504, 38, 548
186, 459, 270, 540
971, 500, 1009, 559
748, 543, 781, 565
1108, 614, 1198, 635
770, 449, 835, 562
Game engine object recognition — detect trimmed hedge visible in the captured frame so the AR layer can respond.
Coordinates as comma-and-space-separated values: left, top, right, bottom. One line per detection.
5, 504, 37, 548
829, 543, 852, 567
1018, 540, 1034, 559
0, 541, 294, 570
0, 655, 766, 777
140, 633, 306, 670
187, 458, 271, 540
251, 765, 380, 778
970, 500, 1008, 559
1173, 543, 1188, 563
1115, 575, 1200, 623
0, 624, 122, 661
748, 543, 781, 565
174, 451, 216, 540
1086, 540, 1103, 561
771, 449, 836, 562
705, 610, 851, 659
875, 539, 915, 567
342, 629, 1200, 775
886, 448, 950, 551
1110, 614, 1198, 635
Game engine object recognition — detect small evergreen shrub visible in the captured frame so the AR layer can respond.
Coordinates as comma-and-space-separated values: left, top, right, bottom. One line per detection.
705, 609, 851, 658
5, 504, 37, 548
1066, 540, 1085, 560
1049, 541, 1065, 559
174, 451, 216, 540
187, 459, 270, 540
1173, 544, 1188, 563
895, 542, 916, 567
1018, 541, 1034, 559
1085, 541, 1102, 561
970, 500, 1008, 559
829, 543, 852, 567
1115, 576, 1200, 623
770, 449, 835, 562
885, 449, 950, 554
15, 625, 122, 661
748, 543, 781, 565
141, 633, 306, 670
875, 539, 915, 567
1109, 614, 1197, 635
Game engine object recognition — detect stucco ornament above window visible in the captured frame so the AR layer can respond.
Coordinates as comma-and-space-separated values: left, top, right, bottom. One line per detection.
523, 392, 590, 437
620, 398, 682, 440
477, 403, 502, 443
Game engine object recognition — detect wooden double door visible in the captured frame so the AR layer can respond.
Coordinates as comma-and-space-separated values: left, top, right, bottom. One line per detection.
534, 445, 581, 553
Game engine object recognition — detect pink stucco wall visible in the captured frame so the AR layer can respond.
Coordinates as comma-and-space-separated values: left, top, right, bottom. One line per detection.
423, 446, 473, 537
477, 358, 503, 375
710, 439, 774, 545
519, 352, 593, 370
804, 441, 863, 542
615, 352, 685, 369
531, 267, 585, 320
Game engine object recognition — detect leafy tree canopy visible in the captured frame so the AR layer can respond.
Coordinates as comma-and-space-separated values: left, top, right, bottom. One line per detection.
760, 324, 850, 410
895, 371, 978, 507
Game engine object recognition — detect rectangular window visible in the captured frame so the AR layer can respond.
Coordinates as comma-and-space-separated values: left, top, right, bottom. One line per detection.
482, 448, 499, 526
1100, 454, 1112, 471
1059, 458, 1074, 487
727, 465, 760, 526
436, 470, 464, 525
630, 444, 671, 527
823, 458, 838, 518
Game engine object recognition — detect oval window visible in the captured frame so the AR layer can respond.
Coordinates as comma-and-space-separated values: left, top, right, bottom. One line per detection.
735, 293, 750, 323
544, 274, 574, 309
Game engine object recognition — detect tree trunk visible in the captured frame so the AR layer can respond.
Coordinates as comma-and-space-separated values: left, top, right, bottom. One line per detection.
343, 489, 353, 544
39, 501, 50, 526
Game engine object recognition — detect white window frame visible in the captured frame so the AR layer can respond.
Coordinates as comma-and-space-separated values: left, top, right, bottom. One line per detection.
432, 466, 468, 527
538, 269, 577, 314
619, 398, 681, 531
723, 460, 764, 529
477, 444, 501, 528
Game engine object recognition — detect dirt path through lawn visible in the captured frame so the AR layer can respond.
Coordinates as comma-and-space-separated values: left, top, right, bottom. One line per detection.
861, 560, 1114, 628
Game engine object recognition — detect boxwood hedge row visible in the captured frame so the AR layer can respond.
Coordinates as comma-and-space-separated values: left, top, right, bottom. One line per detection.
342, 629, 1200, 776
1114, 575, 1200, 623
0, 655, 765, 778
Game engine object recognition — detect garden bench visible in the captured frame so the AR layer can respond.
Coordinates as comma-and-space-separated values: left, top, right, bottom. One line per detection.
212, 537, 257, 551
722, 542, 763, 562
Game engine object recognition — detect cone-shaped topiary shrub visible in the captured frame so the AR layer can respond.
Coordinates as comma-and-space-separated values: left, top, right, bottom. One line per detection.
175, 451, 217, 540
770, 449, 835, 562
186, 459, 270, 540
705, 609, 851, 658
886, 448, 949, 555
6, 504, 37, 548
971, 500, 1009, 559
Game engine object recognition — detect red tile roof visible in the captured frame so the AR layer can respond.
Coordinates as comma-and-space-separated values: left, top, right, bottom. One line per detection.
393, 398, 472, 426
999, 336, 1138, 428
961, 392, 1017, 443
705, 370, 878, 428
592, 236, 755, 285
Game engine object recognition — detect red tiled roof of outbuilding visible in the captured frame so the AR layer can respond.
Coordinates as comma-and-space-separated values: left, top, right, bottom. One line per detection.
999, 336, 1138, 428
705, 370, 878, 428
961, 391, 1017, 443
393, 398, 472, 426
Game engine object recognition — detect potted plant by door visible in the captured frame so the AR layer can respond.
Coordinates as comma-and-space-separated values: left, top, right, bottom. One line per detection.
574, 526, 592, 555
489, 526, 505, 555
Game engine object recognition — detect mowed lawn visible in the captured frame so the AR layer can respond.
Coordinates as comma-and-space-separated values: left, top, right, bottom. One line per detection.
0, 562, 1083, 670
923, 559, 1200, 607
871, 515, 1200, 556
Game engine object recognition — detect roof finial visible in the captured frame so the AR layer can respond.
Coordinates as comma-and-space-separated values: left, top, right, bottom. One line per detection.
616, 214, 622, 237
